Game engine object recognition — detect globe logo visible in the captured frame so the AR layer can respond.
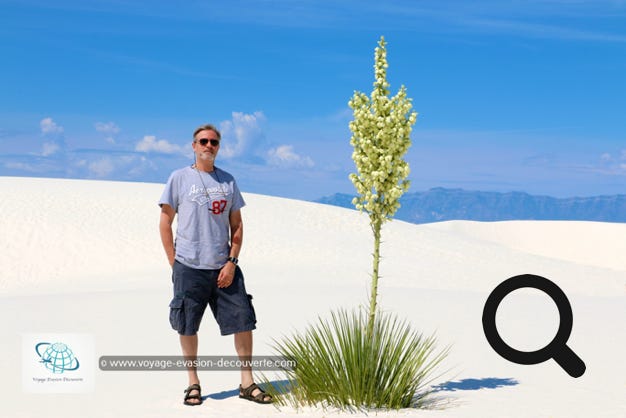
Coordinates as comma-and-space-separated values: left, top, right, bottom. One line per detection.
35, 342, 80, 373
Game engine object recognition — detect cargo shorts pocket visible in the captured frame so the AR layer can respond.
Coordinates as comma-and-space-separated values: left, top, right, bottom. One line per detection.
169, 297, 185, 332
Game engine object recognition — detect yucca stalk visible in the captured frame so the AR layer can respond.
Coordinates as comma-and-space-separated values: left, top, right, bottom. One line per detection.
349, 36, 417, 337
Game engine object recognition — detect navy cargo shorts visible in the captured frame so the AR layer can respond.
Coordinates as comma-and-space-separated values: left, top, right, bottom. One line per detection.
169, 260, 257, 336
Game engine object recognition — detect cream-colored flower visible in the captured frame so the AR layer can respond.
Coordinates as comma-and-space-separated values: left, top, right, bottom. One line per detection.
348, 36, 416, 225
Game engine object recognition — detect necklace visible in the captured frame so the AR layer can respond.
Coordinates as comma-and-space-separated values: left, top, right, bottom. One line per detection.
192, 164, 227, 214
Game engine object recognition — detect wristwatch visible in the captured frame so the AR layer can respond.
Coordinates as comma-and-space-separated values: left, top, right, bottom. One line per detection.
227, 256, 239, 266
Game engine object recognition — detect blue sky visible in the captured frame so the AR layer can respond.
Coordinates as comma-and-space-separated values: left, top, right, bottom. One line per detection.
1, 0, 625, 200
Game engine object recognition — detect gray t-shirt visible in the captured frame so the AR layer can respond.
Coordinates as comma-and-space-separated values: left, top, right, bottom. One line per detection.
159, 166, 246, 269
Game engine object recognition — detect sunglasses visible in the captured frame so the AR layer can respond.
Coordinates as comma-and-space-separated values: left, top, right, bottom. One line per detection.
196, 138, 220, 147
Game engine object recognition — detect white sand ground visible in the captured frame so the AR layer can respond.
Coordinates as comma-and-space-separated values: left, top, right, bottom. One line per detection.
0, 176, 624, 418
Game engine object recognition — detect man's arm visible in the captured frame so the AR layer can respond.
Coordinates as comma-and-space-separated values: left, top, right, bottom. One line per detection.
217, 209, 243, 288
228, 209, 243, 260
159, 204, 176, 267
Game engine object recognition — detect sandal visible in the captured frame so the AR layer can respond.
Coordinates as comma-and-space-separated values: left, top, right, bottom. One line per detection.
239, 382, 273, 404
183, 383, 203, 406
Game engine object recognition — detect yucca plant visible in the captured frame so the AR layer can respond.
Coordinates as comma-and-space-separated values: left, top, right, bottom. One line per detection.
259, 37, 448, 411
261, 308, 448, 410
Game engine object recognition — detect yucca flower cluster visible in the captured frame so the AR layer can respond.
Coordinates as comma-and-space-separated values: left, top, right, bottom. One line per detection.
349, 36, 417, 223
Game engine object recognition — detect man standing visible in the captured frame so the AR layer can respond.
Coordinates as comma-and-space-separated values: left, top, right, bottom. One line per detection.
159, 124, 272, 406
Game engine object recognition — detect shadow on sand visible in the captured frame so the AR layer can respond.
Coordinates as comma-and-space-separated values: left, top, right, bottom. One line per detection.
205, 378, 519, 409
433, 377, 519, 392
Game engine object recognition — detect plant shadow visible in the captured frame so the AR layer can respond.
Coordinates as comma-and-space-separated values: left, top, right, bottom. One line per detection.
433, 377, 519, 392
235, 378, 517, 412
411, 377, 519, 410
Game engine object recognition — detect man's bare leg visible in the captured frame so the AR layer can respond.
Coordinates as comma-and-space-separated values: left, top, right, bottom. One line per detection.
235, 331, 270, 401
180, 334, 201, 404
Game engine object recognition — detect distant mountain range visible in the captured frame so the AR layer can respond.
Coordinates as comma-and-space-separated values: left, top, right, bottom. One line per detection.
314, 188, 626, 224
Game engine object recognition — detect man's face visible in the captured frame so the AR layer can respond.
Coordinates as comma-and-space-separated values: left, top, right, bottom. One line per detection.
192, 129, 220, 163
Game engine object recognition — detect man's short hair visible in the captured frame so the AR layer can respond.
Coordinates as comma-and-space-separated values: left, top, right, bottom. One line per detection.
193, 124, 221, 140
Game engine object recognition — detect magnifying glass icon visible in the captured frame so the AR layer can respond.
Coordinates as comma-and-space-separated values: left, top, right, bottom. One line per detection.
482, 274, 586, 378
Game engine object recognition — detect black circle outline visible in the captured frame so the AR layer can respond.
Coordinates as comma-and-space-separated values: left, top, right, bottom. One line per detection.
482, 274, 573, 365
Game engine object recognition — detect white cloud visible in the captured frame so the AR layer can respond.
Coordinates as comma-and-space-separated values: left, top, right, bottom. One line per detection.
4, 162, 38, 172
591, 150, 626, 175
95, 121, 120, 134
135, 135, 183, 154
76, 154, 157, 180
38, 118, 66, 156
127, 156, 158, 176
267, 144, 314, 168
95, 122, 120, 144
88, 158, 115, 177
40, 117, 64, 134
330, 107, 354, 121
41, 142, 60, 157
219, 111, 266, 159
216, 111, 315, 169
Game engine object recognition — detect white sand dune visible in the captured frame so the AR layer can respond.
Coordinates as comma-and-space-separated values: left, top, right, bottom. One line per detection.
1, 176, 624, 417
